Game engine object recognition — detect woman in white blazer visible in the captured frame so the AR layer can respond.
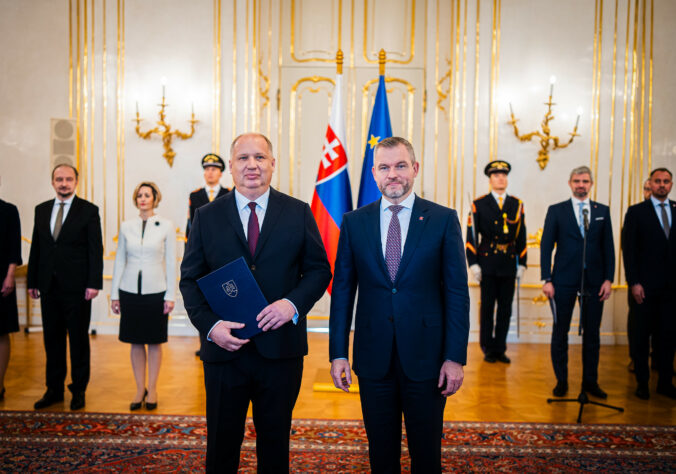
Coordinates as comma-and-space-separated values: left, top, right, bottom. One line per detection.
111, 182, 176, 410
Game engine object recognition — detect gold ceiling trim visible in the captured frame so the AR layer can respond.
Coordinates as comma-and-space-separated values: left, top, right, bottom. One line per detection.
289, 76, 336, 197
472, 0, 480, 200
213, 0, 222, 154
363, 0, 415, 64
607, 0, 619, 210
290, 0, 342, 63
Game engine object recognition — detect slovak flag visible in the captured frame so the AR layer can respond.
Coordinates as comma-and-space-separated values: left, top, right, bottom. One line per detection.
311, 73, 353, 294
357, 74, 392, 207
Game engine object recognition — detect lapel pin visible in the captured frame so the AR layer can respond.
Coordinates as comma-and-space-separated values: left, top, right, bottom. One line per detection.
418, 216, 424, 221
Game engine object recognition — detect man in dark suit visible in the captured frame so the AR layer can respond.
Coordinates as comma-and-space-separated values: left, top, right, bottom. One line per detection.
541, 165, 614, 399
27, 163, 103, 410
329, 137, 470, 473
180, 133, 331, 473
466, 160, 527, 363
185, 153, 230, 239
622, 167, 676, 400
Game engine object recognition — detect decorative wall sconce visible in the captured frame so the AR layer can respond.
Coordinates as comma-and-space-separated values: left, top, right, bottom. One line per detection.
134, 85, 197, 167
508, 76, 581, 170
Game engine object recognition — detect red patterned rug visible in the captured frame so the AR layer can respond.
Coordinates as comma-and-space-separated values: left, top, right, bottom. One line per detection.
0, 411, 674, 472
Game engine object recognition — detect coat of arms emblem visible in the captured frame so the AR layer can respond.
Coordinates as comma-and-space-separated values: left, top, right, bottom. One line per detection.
222, 280, 238, 297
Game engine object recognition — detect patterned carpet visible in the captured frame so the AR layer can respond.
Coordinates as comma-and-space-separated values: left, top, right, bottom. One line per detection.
0, 411, 674, 472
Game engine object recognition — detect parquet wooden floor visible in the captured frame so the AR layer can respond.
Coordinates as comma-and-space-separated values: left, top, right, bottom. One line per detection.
1, 331, 673, 425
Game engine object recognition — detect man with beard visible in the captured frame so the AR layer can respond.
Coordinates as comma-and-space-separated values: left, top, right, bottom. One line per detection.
27, 163, 103, 410
329, 136, 469, 473
622, 168, 676, 400
541, 165, 614, 399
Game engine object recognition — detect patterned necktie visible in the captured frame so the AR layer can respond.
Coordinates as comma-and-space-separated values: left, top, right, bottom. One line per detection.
659, 203, 670, 238
53, 202, 65, 240
498, 196, 503, 209
385, 205, 403, 282
247, 202, 260, 256
208, 189, 215, 202
578, 202, 585, 237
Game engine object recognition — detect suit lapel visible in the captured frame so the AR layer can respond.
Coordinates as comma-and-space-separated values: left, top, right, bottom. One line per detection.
396, 197, 429, 282
565, 200, 583, 240
254, 188, 283, 259
363, 200, 389, 281
222, 192, 248, 251
55, 196, 81, 241
40, 200, 55, 243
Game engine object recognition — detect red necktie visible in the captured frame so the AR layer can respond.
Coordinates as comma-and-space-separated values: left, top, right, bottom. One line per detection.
247, 202, 259, 256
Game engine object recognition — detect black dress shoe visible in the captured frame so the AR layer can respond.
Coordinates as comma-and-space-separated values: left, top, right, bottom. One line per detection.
656, 384, 676, 400
70, 392, 86, 410
145, 400, 158, 410
0, 387, 5, 400
583, 384, 608, 399
34, 390, 64, 409
130, 389, 148, 411
635, 385, 650, 400
495, 354, 511, 364
552, 381, 568, 397
484, 354, 497, 363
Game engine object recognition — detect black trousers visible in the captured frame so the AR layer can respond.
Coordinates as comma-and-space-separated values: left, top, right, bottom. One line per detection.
358, 344, 447, 474
627, 291, 659, 366
631, 287, 675, 388
39, 281, 92, 394
550, 285, 603, 386
479, 274, 515, 356
203, 344, 303, 474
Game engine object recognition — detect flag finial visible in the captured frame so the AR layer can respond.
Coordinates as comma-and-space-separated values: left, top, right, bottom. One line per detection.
336, 49, 344, 75
378, 49, 386, 75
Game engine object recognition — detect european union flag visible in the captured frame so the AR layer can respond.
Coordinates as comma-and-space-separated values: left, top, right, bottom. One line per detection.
357, 75, 392, 208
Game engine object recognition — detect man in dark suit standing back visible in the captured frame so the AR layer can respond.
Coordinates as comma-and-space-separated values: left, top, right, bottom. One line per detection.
180, 133, 331, 473
622, 167, 676, 400
27, 163, 103, 410
541, 165, 614, 400
329, 137, 470, 473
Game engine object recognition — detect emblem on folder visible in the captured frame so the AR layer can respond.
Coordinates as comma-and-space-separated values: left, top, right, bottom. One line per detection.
222, 280, 238, 298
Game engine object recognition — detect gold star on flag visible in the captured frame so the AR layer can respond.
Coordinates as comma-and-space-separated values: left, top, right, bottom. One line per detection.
368, 134, 380, 149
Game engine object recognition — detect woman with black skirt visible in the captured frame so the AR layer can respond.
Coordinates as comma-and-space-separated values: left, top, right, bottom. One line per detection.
0, 199, 22, 400
111, 182, 175, 410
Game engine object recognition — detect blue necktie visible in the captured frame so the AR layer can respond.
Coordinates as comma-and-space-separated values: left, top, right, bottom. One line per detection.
578, 202, 585, 237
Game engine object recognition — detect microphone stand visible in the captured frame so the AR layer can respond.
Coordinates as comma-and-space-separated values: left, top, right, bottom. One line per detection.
547, 207, 623, 423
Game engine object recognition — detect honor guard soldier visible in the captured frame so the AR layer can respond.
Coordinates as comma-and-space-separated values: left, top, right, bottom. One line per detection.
466, 160, 527, 363
186, 153, 230, 239
186, 153, 230, 357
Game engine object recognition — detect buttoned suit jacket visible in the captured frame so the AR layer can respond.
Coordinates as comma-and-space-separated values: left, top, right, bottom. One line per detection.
540, 199, 615, 288
329, 196, 470, 382
179, 187, 332, 363
622, 199, 676, 291
27, 196, 103, 293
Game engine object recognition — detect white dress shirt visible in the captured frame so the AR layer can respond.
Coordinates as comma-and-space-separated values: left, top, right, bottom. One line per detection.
650, 195, 672, 228
234, 188, 269, 237
50, 195, 75, 234
570, 197, 591, 228
205, 184, 222, 200
111, 215, 177, 300
379, 192, 416, 258
491, 191, 507, 208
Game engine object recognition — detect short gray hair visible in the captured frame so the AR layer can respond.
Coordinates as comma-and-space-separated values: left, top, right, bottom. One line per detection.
373, 136, 416, 163
569, 165, 593, 182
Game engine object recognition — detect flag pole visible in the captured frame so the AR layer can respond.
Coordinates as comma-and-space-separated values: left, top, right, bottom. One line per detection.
379, 48, 386, 75
336, 49, 343, 74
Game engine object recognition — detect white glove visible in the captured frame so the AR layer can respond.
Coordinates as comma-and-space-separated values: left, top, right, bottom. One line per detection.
516, 265, 526, 280
470, 264, 482, 282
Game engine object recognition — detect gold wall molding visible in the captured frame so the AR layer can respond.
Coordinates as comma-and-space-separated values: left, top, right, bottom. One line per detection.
362, 0, 415, 64
290, 0, 343, 63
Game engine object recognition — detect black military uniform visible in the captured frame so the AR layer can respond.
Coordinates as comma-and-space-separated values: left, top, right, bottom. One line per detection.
185, 153, 230, 238
466, 160, 527, 362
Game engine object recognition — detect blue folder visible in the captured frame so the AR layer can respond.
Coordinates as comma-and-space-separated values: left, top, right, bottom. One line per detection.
197, 256, 268, 340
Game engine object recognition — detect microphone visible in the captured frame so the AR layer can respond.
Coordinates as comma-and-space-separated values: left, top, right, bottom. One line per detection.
582, 208, 589, 232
